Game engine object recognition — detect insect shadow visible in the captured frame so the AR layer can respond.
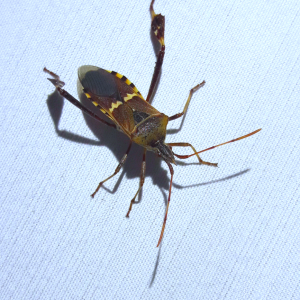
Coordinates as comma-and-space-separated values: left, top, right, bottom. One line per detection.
46, 84, 170, 200
46, 82, 250, 212
46, 72, 251, 288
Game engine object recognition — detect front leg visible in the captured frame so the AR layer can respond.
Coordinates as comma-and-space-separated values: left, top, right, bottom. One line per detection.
146, 0, 165, 102
167, 142, 218, 167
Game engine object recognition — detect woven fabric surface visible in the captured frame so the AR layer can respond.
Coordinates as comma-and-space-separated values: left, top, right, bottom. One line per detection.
1, 0, 299, 299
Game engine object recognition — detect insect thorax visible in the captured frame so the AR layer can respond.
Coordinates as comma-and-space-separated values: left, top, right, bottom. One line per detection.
131, 113, 168, 149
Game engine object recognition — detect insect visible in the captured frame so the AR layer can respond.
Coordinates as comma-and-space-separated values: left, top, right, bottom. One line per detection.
44, 0, 261, 247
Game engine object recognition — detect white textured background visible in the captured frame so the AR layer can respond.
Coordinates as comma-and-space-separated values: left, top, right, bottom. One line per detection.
1, 0, 300, 299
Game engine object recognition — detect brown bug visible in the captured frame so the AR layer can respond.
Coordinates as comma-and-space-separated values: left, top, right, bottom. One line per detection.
44, 0, 261, 246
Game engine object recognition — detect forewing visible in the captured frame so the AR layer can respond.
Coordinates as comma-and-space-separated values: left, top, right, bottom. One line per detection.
78, 65, 121, 100
78, 66, 134, 134
78, 65, 160, 134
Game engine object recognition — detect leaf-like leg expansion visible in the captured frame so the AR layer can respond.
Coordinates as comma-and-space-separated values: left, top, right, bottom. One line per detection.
146, 0, 165, 102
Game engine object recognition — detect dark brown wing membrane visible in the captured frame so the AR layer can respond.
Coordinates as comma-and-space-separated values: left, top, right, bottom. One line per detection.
78, 65, 122, 100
